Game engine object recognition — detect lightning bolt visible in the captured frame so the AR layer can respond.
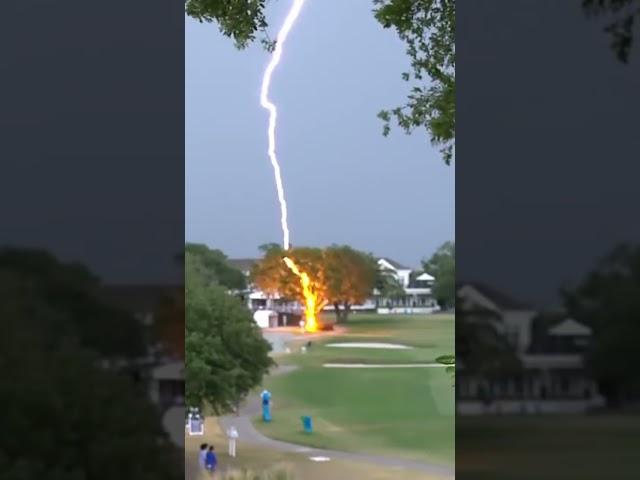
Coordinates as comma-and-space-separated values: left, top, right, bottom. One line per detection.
260, 0, 306, 251
260, 0, 319, 332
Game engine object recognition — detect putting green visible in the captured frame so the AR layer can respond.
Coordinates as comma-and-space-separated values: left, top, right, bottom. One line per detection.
254, 314, 455, 466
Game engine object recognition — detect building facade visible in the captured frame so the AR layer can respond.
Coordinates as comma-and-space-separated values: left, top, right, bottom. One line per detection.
228, 256, 440, 320
456, 282, 605, 414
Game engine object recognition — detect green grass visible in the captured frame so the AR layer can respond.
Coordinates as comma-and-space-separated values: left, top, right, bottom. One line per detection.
254, 314, 455, 466
186, 418, 444, 480
456, 415, 640, 480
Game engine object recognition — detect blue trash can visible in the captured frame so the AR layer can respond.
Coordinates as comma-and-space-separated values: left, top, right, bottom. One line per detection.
301, 415, 313, 433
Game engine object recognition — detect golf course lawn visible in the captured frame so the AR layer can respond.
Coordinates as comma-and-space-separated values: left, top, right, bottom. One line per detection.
186, 418, 443, 480
456, 415, 640, 480
254, 314, 455, 466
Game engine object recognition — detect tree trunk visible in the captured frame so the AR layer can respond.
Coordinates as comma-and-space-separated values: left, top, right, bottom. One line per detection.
334, 302, 351, 323
334, 303, 344, 323
342, 303, 351, 323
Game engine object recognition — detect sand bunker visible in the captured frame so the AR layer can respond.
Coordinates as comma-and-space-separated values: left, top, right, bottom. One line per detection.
325, 342, 412, 350
323, 363, 447, 368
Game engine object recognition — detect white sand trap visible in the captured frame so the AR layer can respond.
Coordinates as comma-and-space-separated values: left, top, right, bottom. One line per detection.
325, 342, 412, 350
309, 456, 331, 462
323, 363, 447, 368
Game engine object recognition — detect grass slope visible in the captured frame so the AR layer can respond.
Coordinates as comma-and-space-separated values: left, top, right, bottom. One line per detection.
254, 314, 455, 466
185, 418, 443, 480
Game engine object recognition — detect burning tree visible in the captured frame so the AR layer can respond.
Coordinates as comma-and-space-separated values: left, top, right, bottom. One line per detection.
252, 245, 328, 331
251, 244, 377, 327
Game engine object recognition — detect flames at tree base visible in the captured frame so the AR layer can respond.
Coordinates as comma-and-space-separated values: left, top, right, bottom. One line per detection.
283, 256, 319, 333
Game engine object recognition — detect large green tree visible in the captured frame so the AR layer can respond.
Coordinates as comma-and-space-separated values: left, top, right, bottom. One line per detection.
375, 262, 406, 302
562, 243, 640, 406
251, 245, 329, 319
185, 0, 455, 164
185, 242, 246, 290
251, 244, 377, 323
0, 248, 145, 360
0, 253, 182, 480
374, 0, 455, 164
423, 241, 455, 309
185, 276, 274, 413
324, 245, 378, 323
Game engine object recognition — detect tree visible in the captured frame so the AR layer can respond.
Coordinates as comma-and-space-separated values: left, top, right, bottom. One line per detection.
251, 245, 377, 324
583, 0, 640, 63
423, 241, 455, 309
251, 245, 329, 320
375, 263, 406, 304
185, 242, 246, 290
0, 258, 182, 480
185, 0, 273, 50
185, 281, 273, 413
0, 247, 146, 360
374, 0, 455, 164
456, 300, 520, 377
456, 297, 521, 405
324, 245, 378, 323
185, 0, 455, 163
562, 243, 640, 406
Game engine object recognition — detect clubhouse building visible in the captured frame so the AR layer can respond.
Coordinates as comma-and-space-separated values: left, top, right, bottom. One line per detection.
456, 282, 606, 414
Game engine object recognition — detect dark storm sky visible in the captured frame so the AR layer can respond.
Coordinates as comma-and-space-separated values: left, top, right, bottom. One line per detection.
186, 0, 455, 269
457, 0, 640, 307
0, 1, 184, 284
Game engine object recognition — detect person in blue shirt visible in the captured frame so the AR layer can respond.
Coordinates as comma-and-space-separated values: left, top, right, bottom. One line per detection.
205, 445, 217, 473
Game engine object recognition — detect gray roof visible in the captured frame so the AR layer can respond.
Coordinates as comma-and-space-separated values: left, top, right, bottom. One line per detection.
378, 257, 411, 270
458, 281, 532, 310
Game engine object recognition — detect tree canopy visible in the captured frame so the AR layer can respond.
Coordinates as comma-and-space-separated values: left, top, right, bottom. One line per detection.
324, 245, 379, 322
0, 251, 182, 480
185, 280, 273, 413
583, 0, 640, 63
185, 242, 246, 290
374, 0, 455, 164
185, 0, 272, 50
375, 263, 406, 300
251, 244, 377, 323
423, 241, 455, 309
562, 243, 640, 405
185, 0, 455, 164
0, 247, 146, 360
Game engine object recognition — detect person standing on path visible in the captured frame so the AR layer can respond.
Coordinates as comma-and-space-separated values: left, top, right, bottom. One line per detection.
261, 389, 272, 422
205, 445, 217, 473
198, 443, 208, 469
226, 426, 239, 457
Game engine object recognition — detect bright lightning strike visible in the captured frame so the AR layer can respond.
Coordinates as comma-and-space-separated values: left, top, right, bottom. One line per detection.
260, 0, 306, 251
260, 0, 320, 332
